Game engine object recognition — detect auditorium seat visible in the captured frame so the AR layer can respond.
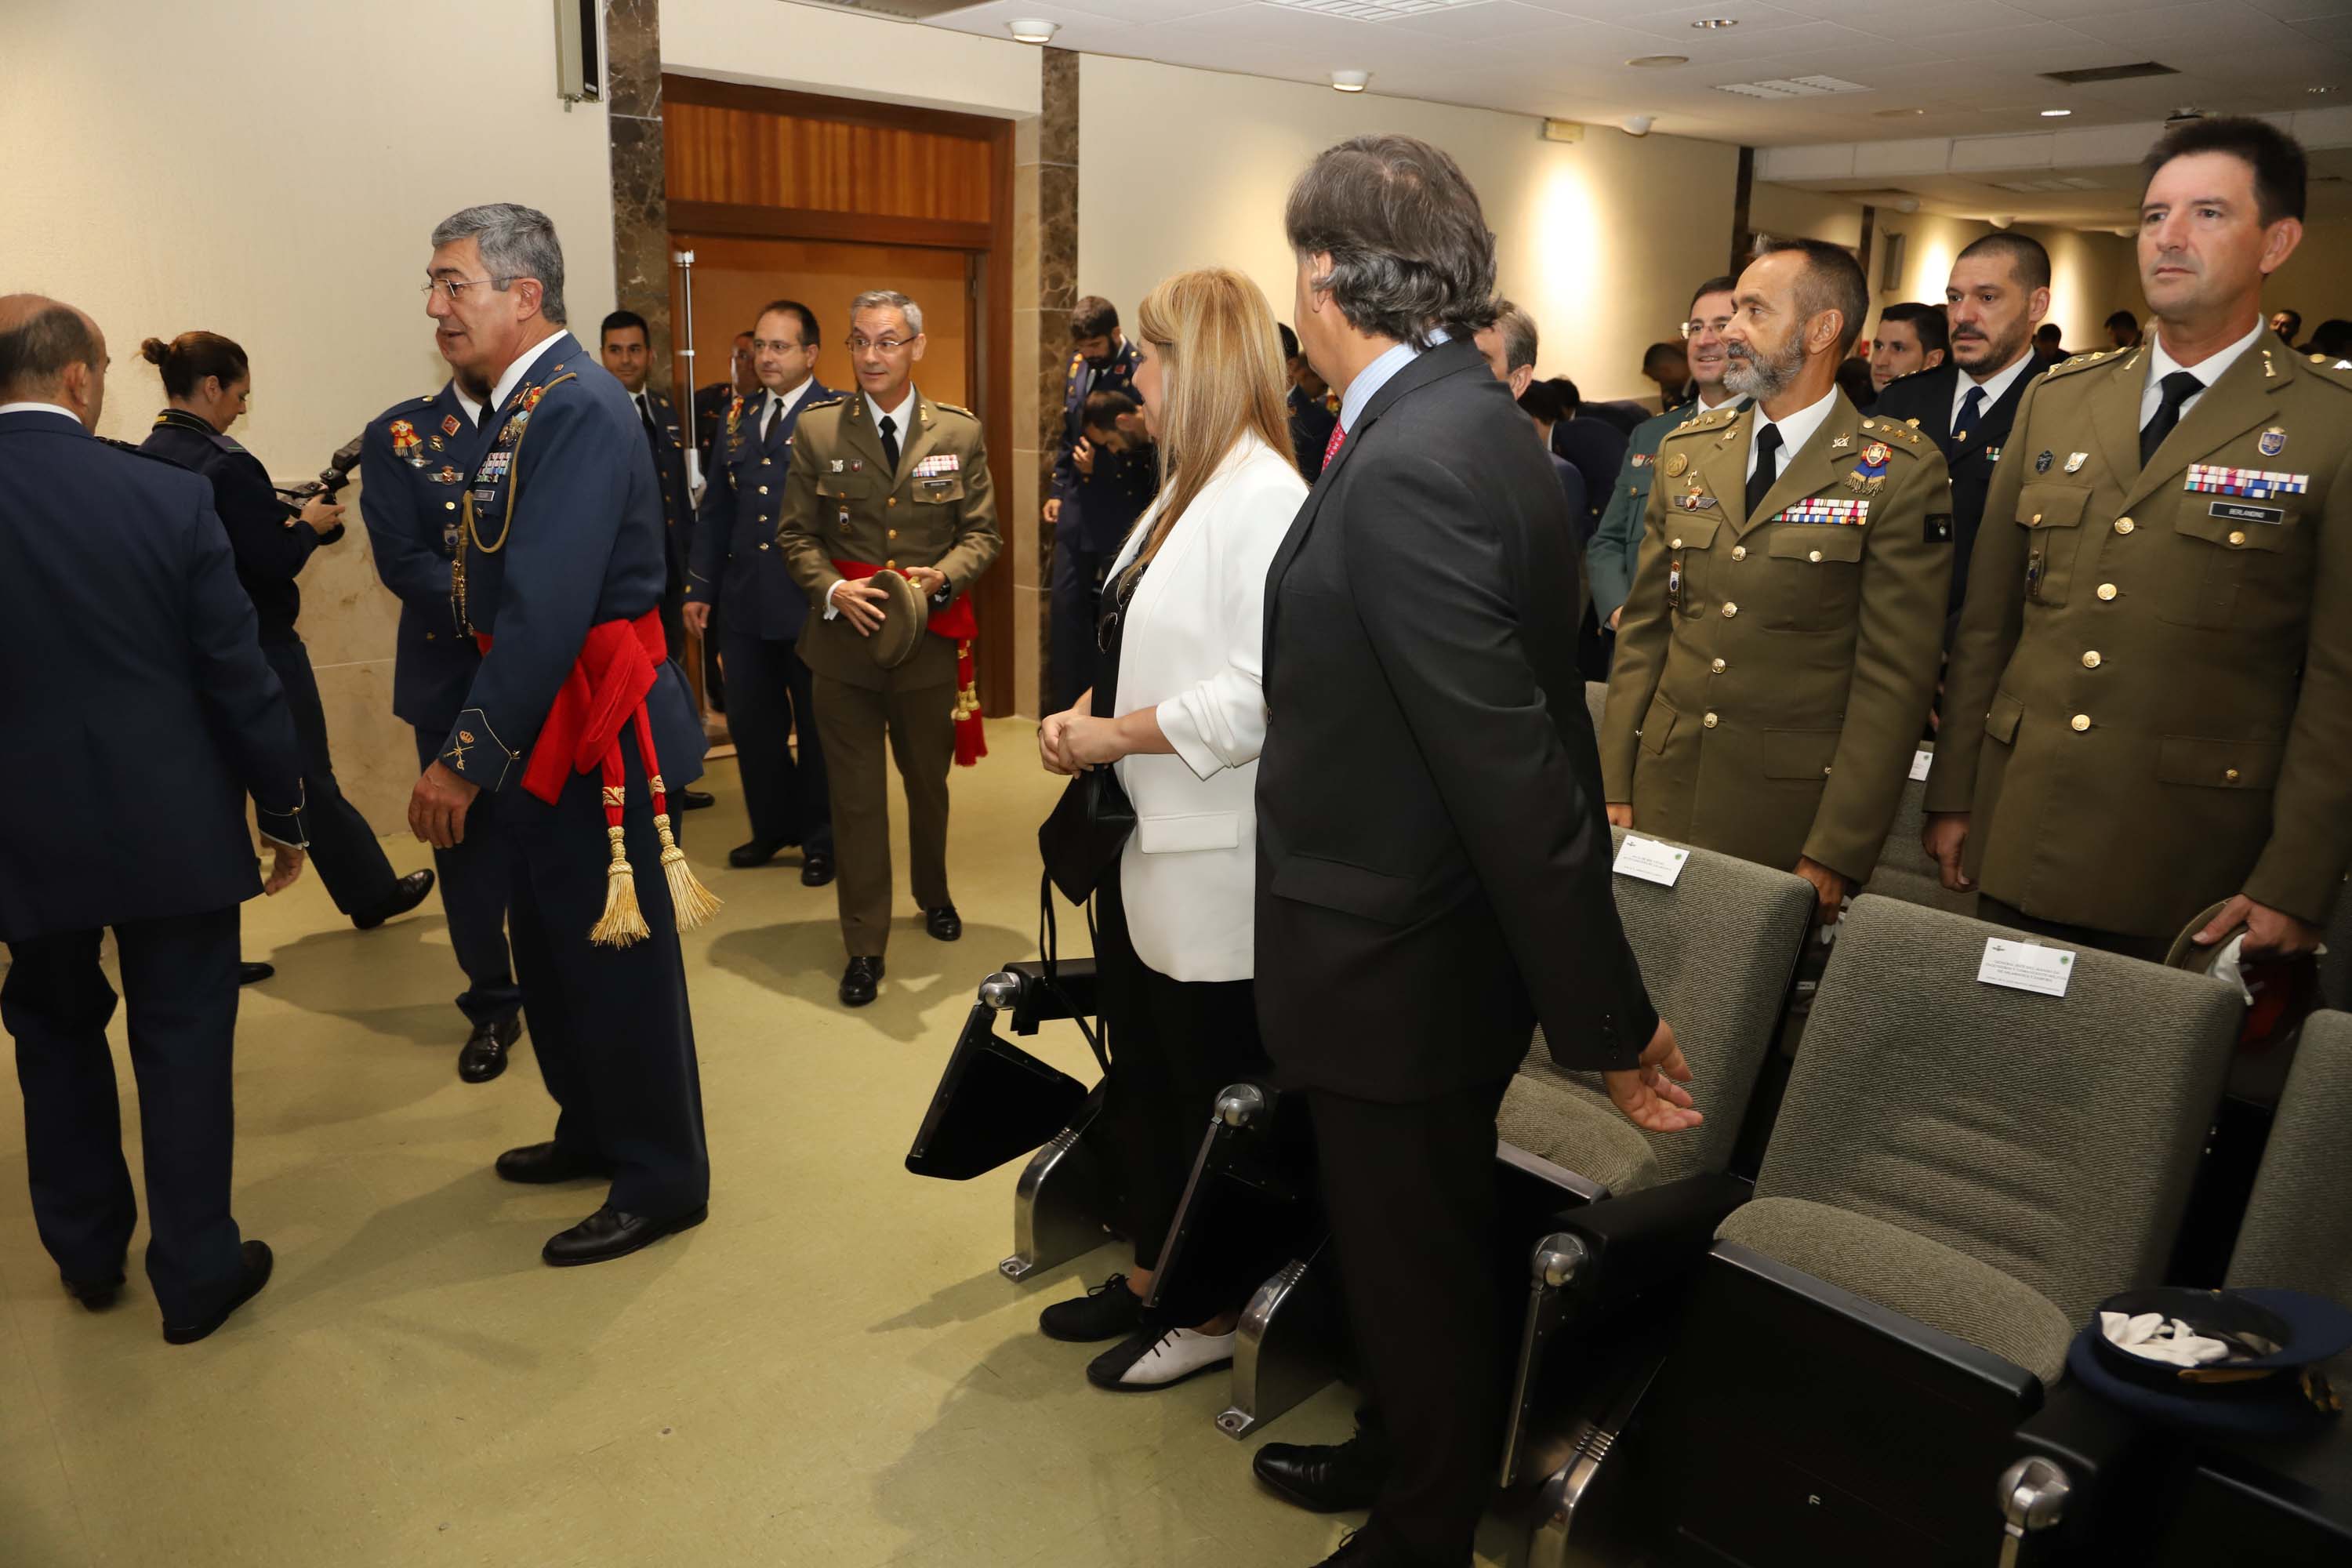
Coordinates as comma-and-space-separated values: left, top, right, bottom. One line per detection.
1580, 895, 2241, 1568
1868, 738, 1978, 918
1584, 679, 1605, 734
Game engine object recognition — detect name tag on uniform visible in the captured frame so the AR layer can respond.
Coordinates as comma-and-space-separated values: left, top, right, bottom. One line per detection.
2210, 500, 2285, 525
913, 453, 960, 478
1613, 835, 1689, 887
1775, 498, 1867, 526
1977, 938, 2074, 998
2184, 463, 2307, 499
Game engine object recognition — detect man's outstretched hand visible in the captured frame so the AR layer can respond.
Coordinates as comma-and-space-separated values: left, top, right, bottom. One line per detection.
1602, 1018, 1702, 1132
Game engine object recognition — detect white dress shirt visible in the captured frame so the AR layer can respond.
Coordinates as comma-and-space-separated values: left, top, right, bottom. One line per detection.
2140, 316, 2264, 428
1337, 328, 1450, 436
1948, 349, 2037, 434
454, 384, 485, 428
489, 328, 565, 413
1745, 385, 1839, 484
0, 401, 81, 423
757, 375, 816, 440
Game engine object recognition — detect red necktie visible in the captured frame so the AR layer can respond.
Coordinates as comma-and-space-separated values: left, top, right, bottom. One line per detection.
1323, 421, 1348, 470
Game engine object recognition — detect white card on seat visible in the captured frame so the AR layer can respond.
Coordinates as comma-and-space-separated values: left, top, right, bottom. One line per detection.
1613, 835, 1689, 887
1909, 749, 1933, 782
1978, 938, 2074, 997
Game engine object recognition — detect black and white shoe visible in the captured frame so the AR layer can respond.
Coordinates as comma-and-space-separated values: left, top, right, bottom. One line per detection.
1039, 1273, 1148, 1343
1085, 1325, 1236, 1392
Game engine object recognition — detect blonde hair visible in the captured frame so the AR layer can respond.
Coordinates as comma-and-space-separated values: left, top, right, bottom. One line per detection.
1131, 267, 1299, 564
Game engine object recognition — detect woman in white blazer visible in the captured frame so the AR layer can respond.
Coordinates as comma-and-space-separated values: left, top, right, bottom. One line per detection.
1034, 267, 1308, 1392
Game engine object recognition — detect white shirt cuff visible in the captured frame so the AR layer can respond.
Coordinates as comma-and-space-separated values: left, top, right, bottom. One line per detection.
824, 579, 845, 621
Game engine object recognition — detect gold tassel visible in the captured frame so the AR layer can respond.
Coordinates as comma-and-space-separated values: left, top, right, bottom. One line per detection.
655, 813, 722, 930
588, 825, 651, 947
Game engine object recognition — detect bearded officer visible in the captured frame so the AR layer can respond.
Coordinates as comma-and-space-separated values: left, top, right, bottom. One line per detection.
1926, 116, 2352, 960
1603, 238, 1953, 924
777, 289, 1000, 1007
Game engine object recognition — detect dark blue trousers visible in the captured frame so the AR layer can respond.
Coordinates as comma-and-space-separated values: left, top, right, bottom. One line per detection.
412, 728, 522, 1029
263, 638, 399, 920
4, 906, 245, 1322
503, 742, 710, 1219
1048, 532, 1112, 716
719, 629, 830, 854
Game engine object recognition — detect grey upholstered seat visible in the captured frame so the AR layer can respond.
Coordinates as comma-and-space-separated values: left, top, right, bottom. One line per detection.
2225, 1009, 2352, 1377
1717, 893, 2242, 1387
1503, 829, 1813, 1196
1867, 739, 1978, 919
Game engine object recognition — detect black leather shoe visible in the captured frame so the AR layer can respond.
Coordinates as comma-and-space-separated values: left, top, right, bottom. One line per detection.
64, 1271, 125, 1312
840, 956, 884, 1007
354, 869, 435, 931
162, 1240, 272, 1345
494, 1141, 612, 1185
238, 961, 274, 985
1040, 1272, 1148, 1343
1254, 1428, 1392, 1514
543, 1203, 707, 1266
729, 837, 790, 869
800, 850, 836, 887
458, 1013, 522, 1084
925, 904, 962, 942
677, 789, 715, 811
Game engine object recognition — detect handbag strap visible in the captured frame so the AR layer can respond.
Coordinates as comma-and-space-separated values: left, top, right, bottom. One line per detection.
1038, 868, 1111, 1076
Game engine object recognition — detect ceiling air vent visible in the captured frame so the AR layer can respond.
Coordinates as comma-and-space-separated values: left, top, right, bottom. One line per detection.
2040, 61, 2179, 86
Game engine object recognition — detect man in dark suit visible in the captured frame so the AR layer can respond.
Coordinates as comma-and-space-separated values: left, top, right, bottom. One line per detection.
408, 205, 710, 1267
1045, 296, 1149, 714
361, 375, 524, 1083
1280, 321, 1340, 481
0, 294, 303, 1342
691, 329, 757, 714
1867, 232, 2051, 634
1250, 139, 1697, 1568
685, 299, 837, 878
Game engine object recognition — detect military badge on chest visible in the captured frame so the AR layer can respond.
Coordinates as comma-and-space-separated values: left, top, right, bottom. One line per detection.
1844, 442, 1891, 495
390, 419, 426, 469
1675, 482, 1717, 512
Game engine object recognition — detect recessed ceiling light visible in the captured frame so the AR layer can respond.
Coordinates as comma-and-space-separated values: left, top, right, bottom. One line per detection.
1874, 107, 1926, 118
2040, 108, 2072, 117
1628, 55, 1690, 68
1692, 17, 1738, 28
2311, 85, 2339, 96
1331, 69, 1370, 93
1007, 18, 1057, 44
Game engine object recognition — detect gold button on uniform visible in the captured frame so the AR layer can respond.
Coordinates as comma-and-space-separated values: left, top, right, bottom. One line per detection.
758, 485, 769, 495
1671, 537, 1685, 550
2114, 517, 2134, 534
1731, 545, 1747, 561
2226, 768, 2241, 782
1808, 550, 1823, 563
1702, 712, 1719, 729
2071, 713, 2091, 731
444, 500, 456, 511
758, 543, 769, 550
1722, 601, 1738, 619
1710, 657, 1726, 673
2082, 651, 2101, 668
2096, 583, 2118, 601
2228, 531, 2247, 546
2031, 513, 2043, 524
887, 497, 898, 508
884, 559, 897, 568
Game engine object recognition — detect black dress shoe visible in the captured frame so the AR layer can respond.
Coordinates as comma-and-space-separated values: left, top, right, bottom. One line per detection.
1312, 1530, 1442, 1566
925, 904, 962, 942
1254, 1427, 1392, 1514
800, 850, 836, 887
840, 955, 884, 1007
354, 869, 436, 931
162, 1240, 272, 1345
729, 837, 790, 869
458, 1013, 522, 1084
238, 961, 274, 985
494, 1141, 612, 1185
543, 1203, 707, 1266
677, 789, 715, 811
64, 1271, 125, 1312
1039, 1272, 1148, 1343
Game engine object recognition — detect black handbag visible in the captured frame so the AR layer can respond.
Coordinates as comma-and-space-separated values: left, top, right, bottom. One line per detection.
1037, 764, 1135, 906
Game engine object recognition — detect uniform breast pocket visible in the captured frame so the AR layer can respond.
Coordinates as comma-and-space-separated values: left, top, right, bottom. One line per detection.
2016, 482, 2091, 607
1762, 524, 1865, 633
2161, 500, 2299, 631
814, 476, 874, 503
914, 474, 967, 506
1660, 514, 1721, 619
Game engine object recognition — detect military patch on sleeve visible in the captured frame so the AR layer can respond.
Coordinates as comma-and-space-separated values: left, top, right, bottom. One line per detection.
1926, 514, 1953, 545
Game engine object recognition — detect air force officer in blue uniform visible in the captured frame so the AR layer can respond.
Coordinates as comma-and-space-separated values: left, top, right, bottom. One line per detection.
361, 376, 524, 1083
1045, 296, 1149, 713
0, 295, 305, 1342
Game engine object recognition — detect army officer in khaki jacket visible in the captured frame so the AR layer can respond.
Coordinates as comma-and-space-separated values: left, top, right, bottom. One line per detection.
1603, 238, 1953, 921
778, 289, 1002, 1006
1925, 117, 2351, 959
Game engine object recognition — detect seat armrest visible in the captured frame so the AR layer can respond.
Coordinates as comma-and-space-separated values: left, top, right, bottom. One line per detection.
1548, 1172, 1751, 1312
997, 957, 1098, 1034
2002, 1382, 2170, 1561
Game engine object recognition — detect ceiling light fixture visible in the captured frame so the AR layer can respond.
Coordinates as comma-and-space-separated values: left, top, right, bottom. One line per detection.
1007, 18, 1057, 44
1628, 55, 1689, 68
1331, 69, 1370, 93
1691, 17, 1738, 28
2311, 85, 2339, 96
2040, 108, 2072, 117
1874, 107, 1926, 118
1622, 115, 1655, 136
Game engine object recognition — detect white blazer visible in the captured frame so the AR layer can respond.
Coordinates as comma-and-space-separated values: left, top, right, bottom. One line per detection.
1108, 434, 1308, 982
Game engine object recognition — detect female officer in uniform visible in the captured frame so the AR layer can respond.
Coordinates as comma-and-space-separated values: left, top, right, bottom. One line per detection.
140, 332, 430, 938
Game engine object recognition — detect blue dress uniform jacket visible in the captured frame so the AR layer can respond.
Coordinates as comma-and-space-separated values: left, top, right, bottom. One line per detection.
0, 409, 307, 941
141, 408, 336, 642
1866, 359, 2038, 625
437, 333, 703, 795
636, 385, 695, 652
1051, 340, 1144, 553
687, 379, 836, 640
361, 384, 484, 730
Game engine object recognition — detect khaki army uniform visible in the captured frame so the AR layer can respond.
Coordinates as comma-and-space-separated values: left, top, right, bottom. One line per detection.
777, 390, 1002, 956
1602, 392, 1954, 881
1926, 332, 2352, 941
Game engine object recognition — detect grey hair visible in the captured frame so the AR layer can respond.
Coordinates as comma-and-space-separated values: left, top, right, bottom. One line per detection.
1493, 299, 1538, 372
849, 289, 924, 337
430, 202, 568, 325
1285, 134, 1499, 350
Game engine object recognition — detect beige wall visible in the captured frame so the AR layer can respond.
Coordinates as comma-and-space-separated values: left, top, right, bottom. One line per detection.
3, 0, 616, 827
1076, 56, 1741, 406
1748, 183, 1865, 250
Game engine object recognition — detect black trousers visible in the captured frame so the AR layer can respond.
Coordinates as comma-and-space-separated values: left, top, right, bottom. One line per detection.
1977, 894, 2171, 963
1095, 866, 1265, 1278
262, 638, 398, 920
1048, 534, 1113, 716
412, 728, 521, 1029
1309, 1073, 1515, 1563
503, 741, 710, 1219
720, 629, 831, 853
3, 906, 245, 1323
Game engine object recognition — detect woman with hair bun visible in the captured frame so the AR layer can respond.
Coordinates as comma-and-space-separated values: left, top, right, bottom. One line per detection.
140, 331, 432, 942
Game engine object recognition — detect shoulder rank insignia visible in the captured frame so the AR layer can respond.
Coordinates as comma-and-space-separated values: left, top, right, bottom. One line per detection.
931, 400, 977, 419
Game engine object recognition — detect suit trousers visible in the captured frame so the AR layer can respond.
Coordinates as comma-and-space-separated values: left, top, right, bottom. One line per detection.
262, 639, 398, 921
3, 906, 245, 1323
503, 742, 710, 1219
1308, 1073, 1515, 1563
720, 630, 832, 854
411, 728, 521, 1028
1047, 532, 1113, 717
811, 670, 953, 958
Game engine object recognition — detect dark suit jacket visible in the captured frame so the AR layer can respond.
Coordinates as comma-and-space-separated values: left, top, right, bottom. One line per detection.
1255, 338, 1657, 1101
1051, 340, 1145, 553
1550, 415, 1626, 539
142, 408, 335, 642
1868, 357, 2039, 622
361, 383, 485, 730
636, 387, 696, 618
1289, 385, 1338, 482
688, 379, 835, 641
0, 409, 306, 941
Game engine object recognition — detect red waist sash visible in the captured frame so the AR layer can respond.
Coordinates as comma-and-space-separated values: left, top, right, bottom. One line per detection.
830, 560, 987, 766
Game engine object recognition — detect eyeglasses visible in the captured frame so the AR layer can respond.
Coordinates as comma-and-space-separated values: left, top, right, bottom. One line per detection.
845, 335, 917, 355
1680, 315, 1734, 339
420, 275, 520, 303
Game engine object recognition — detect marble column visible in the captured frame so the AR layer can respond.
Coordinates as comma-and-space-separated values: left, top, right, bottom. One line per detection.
605, 0, 675, 391
1014, 46, 1079, 719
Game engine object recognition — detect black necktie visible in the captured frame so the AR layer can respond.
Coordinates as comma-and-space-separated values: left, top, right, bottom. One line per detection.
1952, 385, 1985, 447
2140, 370, 2203, 469
1745, 422, 1783, 518
880, 412, 901, 474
